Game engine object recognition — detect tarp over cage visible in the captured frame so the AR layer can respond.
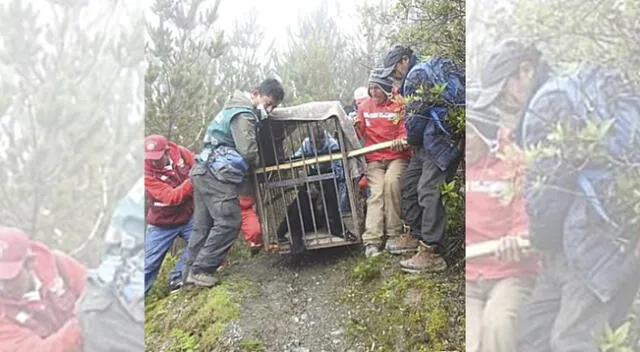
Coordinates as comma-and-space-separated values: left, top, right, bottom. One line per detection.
252, 101, 368, 253
256, 100, 366, 179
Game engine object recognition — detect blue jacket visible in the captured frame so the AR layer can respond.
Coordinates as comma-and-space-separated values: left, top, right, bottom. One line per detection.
293, 132, 345, 182
92, 178, 145, 322
522, 66, 640, 303
403, 57, 465, 171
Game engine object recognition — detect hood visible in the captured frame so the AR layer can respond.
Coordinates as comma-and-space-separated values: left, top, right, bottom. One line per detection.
225, 90, 267, 120
225, 90, 254, 109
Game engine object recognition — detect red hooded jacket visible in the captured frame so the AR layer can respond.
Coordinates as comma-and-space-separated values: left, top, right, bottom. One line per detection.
0, 242, 86, 352
356, 97, 411, 162
465, 128, 539, 281
144, 141, 195, 227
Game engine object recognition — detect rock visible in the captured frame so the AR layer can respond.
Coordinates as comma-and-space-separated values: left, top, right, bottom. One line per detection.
330, 329, 344, 336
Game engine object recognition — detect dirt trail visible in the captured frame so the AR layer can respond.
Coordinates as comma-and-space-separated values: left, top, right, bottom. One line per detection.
146, 242, 464, 352
223, 247, 364, 352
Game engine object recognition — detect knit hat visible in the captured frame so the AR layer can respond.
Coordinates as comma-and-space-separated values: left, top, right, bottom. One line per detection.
368, 67, 394, 96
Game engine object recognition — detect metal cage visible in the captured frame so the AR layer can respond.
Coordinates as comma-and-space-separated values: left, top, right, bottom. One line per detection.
252, 101, 367, 254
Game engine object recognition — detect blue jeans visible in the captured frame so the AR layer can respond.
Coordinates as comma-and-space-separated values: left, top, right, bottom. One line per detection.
339, 182, 350, 214
144, 218, 193, 295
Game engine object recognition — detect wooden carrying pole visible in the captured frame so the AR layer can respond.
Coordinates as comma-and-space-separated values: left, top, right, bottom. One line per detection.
466, 237, 531, 260
253, 139, 405, 174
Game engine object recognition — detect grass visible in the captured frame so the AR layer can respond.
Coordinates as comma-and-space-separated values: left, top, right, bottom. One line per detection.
342, 253, 465, 351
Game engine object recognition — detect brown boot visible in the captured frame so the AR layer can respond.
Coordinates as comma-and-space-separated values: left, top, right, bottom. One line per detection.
385, 234, 420, 254
400, 242, 447, 273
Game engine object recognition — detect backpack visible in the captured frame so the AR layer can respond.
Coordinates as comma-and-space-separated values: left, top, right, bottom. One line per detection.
404, 56, 465, 147
521, 64, 640, 249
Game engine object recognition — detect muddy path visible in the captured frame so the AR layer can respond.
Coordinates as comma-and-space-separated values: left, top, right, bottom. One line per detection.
223, 246, 365, 352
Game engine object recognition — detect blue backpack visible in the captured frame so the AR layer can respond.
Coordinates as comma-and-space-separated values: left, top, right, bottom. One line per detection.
522, 64, 640, 249
403, 56, 465, 170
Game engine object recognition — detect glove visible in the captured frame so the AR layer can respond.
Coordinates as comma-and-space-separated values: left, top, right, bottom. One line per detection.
357, 176, 368, 190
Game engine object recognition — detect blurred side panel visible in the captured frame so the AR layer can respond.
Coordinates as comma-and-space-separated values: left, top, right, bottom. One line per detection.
466, 0, 640, 351
0, 0, 145, 350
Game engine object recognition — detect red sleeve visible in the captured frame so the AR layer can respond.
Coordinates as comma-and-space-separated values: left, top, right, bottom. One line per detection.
179, 146, 195, 169
0, 317, 82, 352
144, 175, 192, 205
52, 250, 87, 297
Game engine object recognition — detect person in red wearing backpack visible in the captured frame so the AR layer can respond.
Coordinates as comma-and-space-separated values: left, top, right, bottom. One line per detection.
144, 134, 195, 294
0, 226, 87, 352
355, 68, 415, 258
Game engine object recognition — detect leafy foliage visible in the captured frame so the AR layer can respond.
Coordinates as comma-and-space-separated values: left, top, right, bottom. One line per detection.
145, 0, 227, 150
273, 2, 369, 105
0, 0, 143, 265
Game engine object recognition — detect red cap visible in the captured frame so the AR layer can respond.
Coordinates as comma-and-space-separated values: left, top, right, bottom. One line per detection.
0, 227, 30, 280
144, 135, 168, 160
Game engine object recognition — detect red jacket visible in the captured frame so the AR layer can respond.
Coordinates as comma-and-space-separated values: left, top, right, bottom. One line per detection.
0, 242, 87, 352
144, 142, 195, 227
356, 97, 411, 162
465, 128, 539, 281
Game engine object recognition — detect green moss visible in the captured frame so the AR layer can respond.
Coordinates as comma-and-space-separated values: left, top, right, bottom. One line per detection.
343, 256, 464, 351
146, 272, 250, 351
168, 329, 200, 352
239, 339, 266, 351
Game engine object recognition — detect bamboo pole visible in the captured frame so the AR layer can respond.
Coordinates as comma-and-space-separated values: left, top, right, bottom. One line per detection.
253, 139, 406, 174
466, 238, 531, 260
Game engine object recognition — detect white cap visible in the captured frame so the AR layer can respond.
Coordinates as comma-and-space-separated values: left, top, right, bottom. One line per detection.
353, 86, 368, 101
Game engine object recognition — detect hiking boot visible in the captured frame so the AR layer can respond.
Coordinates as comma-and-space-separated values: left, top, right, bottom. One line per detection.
400, 245, 447, 273
168, 277, 183, 293
364, 244, 382, 258
385, 234, 420, 254
184, 270, 218, 288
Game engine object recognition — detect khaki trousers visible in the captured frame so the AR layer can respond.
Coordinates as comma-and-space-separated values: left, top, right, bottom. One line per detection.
466, 276, 535, 352
362, 158, 408, 246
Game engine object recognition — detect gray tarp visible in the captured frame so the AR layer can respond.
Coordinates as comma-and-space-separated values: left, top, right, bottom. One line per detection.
268, 101, 366, 178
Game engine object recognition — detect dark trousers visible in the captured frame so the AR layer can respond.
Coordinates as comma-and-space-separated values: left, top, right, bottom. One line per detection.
517, 252, 640, 352
77, 279, 144, 352
184, 164, 242, 276
400, 147, 460, 253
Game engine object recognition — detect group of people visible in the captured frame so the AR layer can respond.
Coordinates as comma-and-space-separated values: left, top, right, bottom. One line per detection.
351, 46, 464, 274
143, 44, 466, 293
466, 39, 640, 351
